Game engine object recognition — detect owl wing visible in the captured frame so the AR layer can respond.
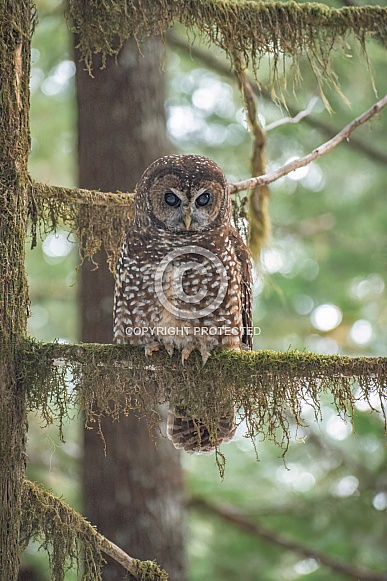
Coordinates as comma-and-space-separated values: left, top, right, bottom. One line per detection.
113, 233, 132, 343
229, 226, 253, 350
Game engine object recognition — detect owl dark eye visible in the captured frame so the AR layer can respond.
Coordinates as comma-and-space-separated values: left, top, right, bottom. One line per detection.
164, 191, 180, 207
196, 191, 211, 207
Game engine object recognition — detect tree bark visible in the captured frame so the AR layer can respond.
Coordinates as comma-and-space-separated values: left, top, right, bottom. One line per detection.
76, 37, 186, 580
0, 2, 32, 578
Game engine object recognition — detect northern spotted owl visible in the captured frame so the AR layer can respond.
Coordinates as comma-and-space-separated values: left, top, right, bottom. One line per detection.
114, 155, 253, 453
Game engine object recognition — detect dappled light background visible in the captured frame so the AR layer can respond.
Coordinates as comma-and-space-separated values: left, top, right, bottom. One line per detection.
25, 1, 387, 579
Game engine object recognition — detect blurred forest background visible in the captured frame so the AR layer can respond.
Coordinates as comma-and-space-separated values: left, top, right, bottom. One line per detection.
24, 0, 386, 579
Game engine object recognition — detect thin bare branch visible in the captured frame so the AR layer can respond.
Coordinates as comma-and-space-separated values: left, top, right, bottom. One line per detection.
228, 94, 387, 194
97, 536, 159, 579
190, 497, 387, 581
265, 95, 320, 131
98, 537, 140, 577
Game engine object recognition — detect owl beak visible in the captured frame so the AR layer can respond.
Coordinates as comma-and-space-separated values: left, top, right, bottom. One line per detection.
184, 210, 192, 231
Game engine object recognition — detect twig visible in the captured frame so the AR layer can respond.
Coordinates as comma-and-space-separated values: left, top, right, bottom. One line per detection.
228, 94, 387, 194
190, 497, 387, 581
99, 537, 142, 577
265, 95, 320, 131
167, 32, 387, 166
97, 536, 162, 579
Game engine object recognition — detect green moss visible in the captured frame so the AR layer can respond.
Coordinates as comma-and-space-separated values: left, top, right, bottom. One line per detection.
18, 339, 387, 466
129, 560, 169, 581
232, 62, 270, 262
21, 480, 104, 581
22, 480, 169, 580
0, 1, 35, 578
68, 0, 387, 96
29, 182, 134, 271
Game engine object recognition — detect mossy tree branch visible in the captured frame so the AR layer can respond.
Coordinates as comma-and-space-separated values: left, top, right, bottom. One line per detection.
233, 54, 270, 261
29, 182, 134, 272
68, 0, 387, 99
18, 339, 387, 467
22, 480, 168, 581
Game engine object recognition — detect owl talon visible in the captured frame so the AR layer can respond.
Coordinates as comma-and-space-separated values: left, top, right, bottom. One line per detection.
200, 350, 211, 367
181, 347, 194, 365
145, 342, 160, 357
165, 344, 174, 358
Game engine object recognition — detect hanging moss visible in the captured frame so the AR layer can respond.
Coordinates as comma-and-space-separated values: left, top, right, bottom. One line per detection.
29, 179, 269, 270
29, 182, 134, 272
68, 0, 387, 95
21, 480, 104, 581
21, 480, 168, 580
233, 59, 270, 261
18, 338, 387, 465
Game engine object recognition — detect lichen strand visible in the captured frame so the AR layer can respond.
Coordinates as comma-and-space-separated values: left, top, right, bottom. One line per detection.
68, 0, 387, 91
19, 339, 387, 464
29, 182, 134, 272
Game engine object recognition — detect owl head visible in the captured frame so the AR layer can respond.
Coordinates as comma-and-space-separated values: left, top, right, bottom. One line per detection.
134, 155, 231, 233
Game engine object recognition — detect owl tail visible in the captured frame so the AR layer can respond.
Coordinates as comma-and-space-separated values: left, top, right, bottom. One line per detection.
167, 406, 236, 454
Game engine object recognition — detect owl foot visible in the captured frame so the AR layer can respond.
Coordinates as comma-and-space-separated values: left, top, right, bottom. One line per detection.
145, 342, 160, 357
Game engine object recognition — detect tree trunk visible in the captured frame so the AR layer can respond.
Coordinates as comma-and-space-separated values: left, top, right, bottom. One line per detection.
76, 37, 186, 580
0, 2, 32, 578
